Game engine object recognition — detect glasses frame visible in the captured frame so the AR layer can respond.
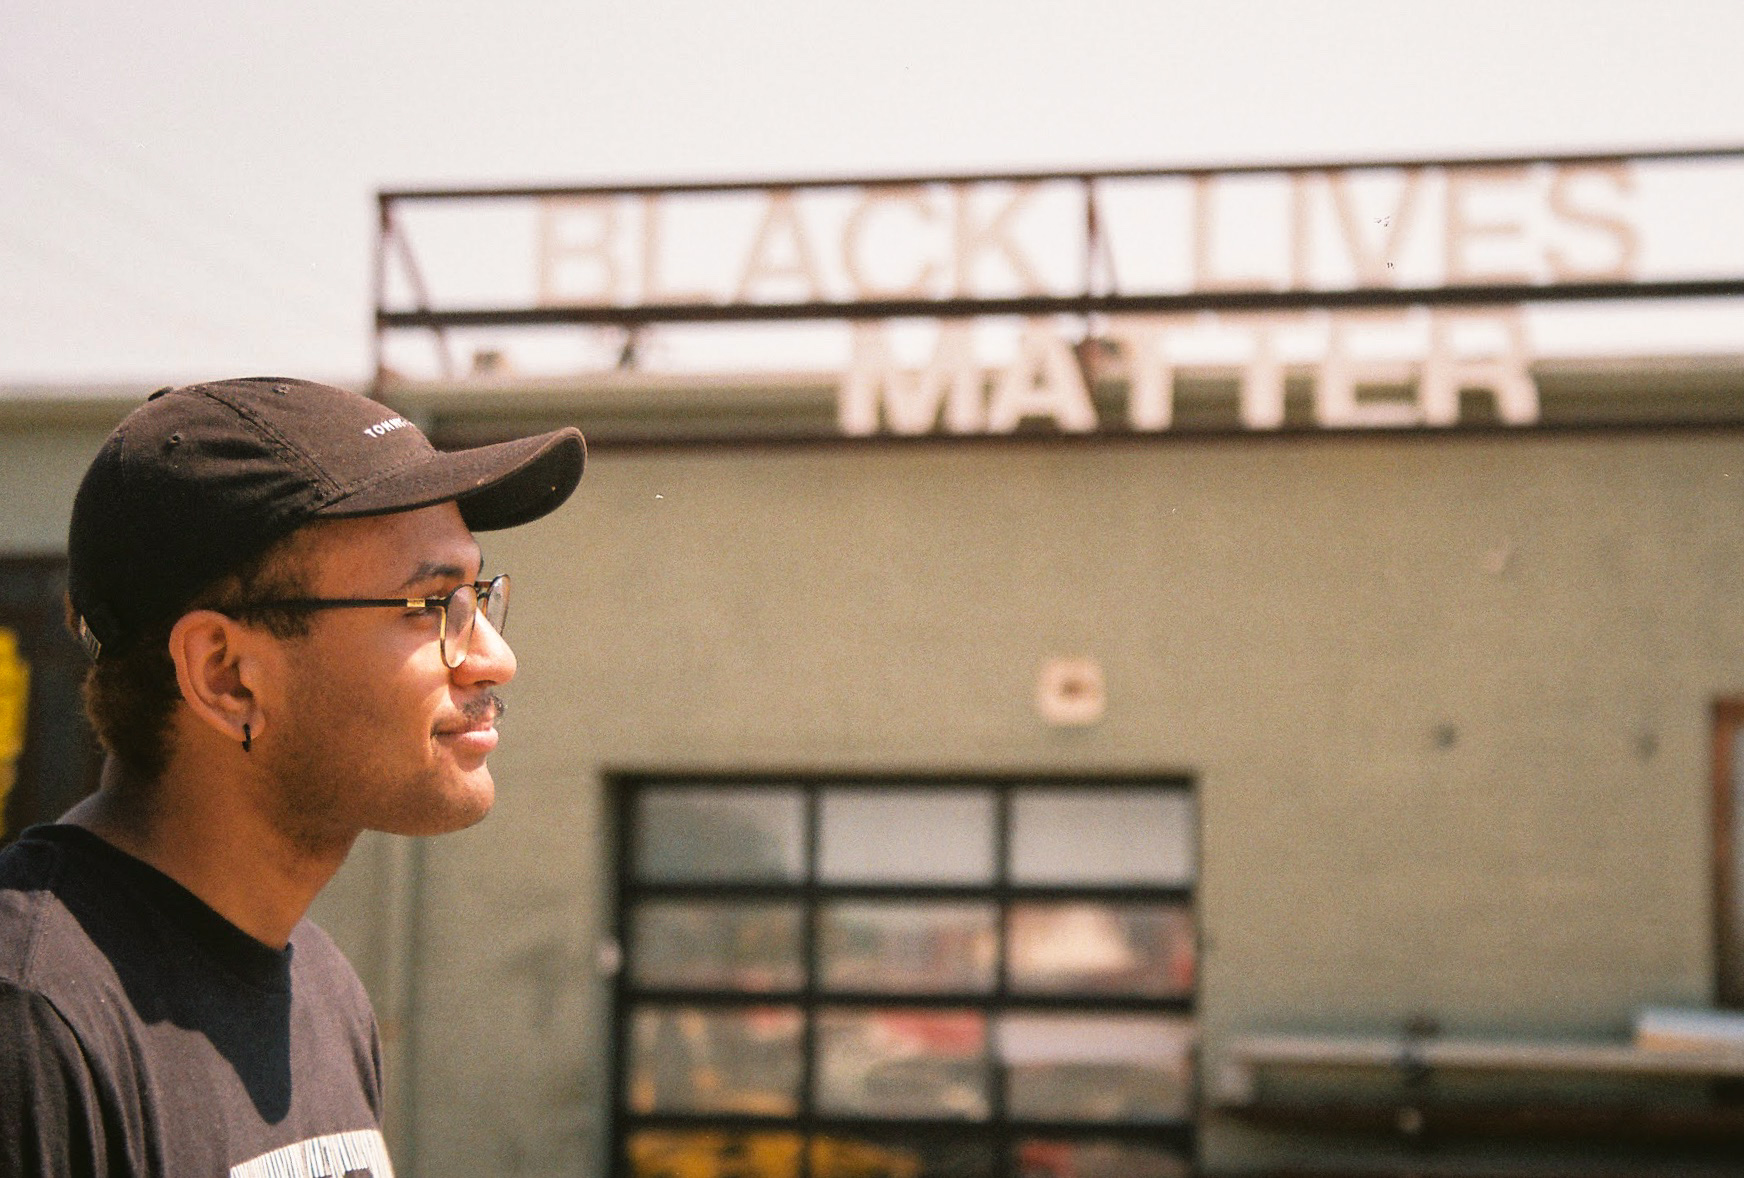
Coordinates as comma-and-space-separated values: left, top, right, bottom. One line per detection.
234, 573, 510, 669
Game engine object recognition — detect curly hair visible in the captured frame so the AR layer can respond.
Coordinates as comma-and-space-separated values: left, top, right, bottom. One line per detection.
72, 527, 321, 786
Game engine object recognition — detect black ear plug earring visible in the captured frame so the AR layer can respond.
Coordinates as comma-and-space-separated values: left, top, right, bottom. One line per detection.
242, 723, 252, 753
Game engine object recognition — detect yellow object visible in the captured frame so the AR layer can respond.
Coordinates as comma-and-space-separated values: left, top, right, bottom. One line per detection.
0, 626, 29, 829
628, 1130, 801, 1178
626, 1131, 921, 1178
812, 1137, 922, 1178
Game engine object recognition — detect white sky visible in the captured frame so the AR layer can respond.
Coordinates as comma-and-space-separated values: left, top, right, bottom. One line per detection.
2, 0, 1742, 386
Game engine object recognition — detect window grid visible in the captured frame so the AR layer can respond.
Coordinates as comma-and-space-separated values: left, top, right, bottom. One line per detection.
610, 774, 1199, 1178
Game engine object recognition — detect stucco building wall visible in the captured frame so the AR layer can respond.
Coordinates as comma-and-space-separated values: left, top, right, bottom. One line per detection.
410, 427, 1742, 1174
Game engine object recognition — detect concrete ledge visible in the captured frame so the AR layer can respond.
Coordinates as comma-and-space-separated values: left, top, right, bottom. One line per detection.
1214, 1032, 1744, 1107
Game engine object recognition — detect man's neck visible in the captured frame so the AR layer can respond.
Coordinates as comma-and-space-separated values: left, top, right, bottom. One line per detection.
62, 758, 352, 950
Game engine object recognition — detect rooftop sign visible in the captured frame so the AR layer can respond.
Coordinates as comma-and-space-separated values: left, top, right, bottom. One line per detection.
374, 148, 1744, 437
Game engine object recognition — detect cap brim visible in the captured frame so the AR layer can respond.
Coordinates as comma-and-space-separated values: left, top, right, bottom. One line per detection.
318, 426, 585, 531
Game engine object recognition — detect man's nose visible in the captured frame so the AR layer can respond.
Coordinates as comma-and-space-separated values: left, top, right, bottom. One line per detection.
455, 610, 516, 686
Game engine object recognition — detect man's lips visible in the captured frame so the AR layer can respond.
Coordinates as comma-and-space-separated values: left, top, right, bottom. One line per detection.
435, 725, 499, 754
435, 716, 497, 735
435, 693, 505, 751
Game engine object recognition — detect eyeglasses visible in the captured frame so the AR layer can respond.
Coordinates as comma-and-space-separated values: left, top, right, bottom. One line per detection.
236, 573, 510, 669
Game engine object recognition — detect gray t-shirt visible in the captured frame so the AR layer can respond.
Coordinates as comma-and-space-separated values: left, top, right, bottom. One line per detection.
0, 824, 392, 1177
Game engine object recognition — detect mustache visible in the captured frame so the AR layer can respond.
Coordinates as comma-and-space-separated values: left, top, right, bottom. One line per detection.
459, 692, 506, 726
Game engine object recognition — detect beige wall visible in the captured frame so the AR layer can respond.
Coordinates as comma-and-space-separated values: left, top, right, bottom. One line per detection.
403, 427, 1744, 1175
9, 403, 1744, 1174
0, 422, 115, 552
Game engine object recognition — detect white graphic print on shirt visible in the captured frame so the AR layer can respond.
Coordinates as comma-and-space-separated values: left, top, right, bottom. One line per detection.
229, 1129, 394, 1178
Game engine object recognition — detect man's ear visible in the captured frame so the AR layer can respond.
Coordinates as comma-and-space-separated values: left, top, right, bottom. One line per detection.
167, 609, 268, 746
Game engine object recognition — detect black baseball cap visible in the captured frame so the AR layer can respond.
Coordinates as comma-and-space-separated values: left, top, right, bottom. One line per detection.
67, 377, 585, 661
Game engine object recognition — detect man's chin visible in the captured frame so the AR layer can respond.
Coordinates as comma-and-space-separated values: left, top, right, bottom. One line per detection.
382, 773, 496, 837
439, 774, 497, 832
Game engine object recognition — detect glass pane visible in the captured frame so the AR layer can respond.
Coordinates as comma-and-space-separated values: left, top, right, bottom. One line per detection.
1010, 790, 1194, 884
813, 1133, 994, 1178
998, 1014, 1195, 1121
816, 900, 997, 998
1008, 902, 1195, 997
1016, 1140, 1191, 1178
634, 787, 805, 881
627, 1131, 801, 1178
819, 788, 994, 882
820, 902, 997, 993
630, 900, 803, 991
816, 1008, 989, 1119
626, 1005, 803, 1115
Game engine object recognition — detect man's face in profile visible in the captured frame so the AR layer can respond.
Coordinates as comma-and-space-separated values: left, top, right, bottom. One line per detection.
251, 502, 518, 852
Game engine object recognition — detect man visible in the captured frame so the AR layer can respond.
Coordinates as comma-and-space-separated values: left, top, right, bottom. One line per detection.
0, 378, 585, 1176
